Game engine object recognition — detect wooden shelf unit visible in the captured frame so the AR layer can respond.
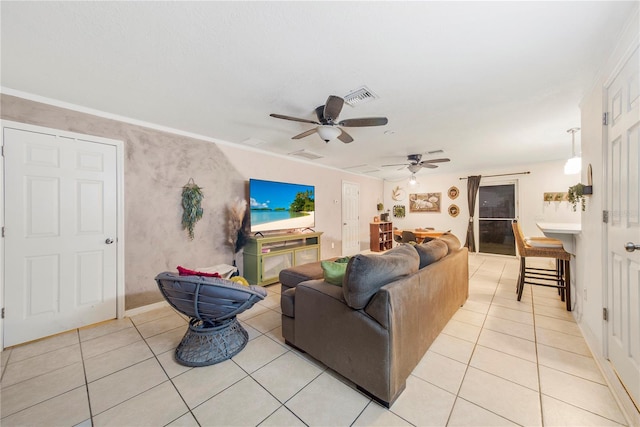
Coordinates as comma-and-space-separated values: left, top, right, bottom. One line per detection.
370, 221, 393, 252
243, 232, 322, 286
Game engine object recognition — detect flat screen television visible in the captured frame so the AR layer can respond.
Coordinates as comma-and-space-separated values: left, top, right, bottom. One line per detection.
249, 178, 315, 233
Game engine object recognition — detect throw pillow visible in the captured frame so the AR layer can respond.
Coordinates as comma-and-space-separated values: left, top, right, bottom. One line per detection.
176, 266, 221, 278
342, 244, 419, 309
437, 232, 461, 253
415, 239, 449, 268
321, 257, 350, 286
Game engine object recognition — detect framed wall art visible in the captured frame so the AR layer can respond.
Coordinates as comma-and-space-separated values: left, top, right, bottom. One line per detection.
448, 186, 459, 200
448, 204, 460, 217
393, 205, 406, 218
409, 193, 441, 213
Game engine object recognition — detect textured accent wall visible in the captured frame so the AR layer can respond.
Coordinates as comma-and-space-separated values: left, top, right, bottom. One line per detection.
1, 94, 244, 309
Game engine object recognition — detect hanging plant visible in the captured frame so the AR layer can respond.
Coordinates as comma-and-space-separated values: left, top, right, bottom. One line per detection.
567, 183, 586, 212
228, 197, 250, 254
181, 179, 204, 240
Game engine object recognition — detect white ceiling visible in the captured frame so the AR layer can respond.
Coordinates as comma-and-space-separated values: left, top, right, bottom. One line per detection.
1, 1, 637, 180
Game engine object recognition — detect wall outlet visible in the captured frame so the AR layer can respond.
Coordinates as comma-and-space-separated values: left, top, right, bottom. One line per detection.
331, 242, 335, 249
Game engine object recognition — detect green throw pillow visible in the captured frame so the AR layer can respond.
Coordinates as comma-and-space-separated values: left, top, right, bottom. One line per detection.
321, 257, 350, 286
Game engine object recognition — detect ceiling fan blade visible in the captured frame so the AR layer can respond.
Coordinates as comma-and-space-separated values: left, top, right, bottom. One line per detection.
381, 162, 409, 167
338, 117, 388, 127
420, 158, 450, 164
270, 113, 319, 125
337, 128, 354, 144
292, 128, 318, 140
421, 163, 439, 169
323, 96, 344, 122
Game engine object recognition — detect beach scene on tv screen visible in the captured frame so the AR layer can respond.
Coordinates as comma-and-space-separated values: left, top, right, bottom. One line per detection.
250, 180, 315, 232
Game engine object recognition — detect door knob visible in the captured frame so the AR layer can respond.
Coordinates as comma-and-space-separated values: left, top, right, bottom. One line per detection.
105, 238, 114, 244
624, 242, 640, 252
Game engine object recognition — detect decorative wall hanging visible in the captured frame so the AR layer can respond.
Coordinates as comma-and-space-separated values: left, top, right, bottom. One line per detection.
409, 193, 441, 213
393, 205, 406, 218
181, 178, 204, 240
392, 186, 405, 201
448, 186, 459, 200
448, 204, 460, 217
543, 192, 568, 202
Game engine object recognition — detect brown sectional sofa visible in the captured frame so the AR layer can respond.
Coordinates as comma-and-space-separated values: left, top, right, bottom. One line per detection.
279, 235, 469, 407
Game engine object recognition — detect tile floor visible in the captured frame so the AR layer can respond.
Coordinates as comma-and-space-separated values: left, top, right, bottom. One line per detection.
0, 254, 631, 426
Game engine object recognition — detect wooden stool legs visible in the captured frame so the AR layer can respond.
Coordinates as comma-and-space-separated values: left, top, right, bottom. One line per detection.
516, 257, 571, 311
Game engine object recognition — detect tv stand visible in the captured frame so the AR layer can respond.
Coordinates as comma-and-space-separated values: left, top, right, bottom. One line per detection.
243, 232, 322, 286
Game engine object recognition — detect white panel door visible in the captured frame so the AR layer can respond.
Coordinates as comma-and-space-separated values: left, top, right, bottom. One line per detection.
606, 44, 640, 408
4, 127, 118, 347
341, 181, 360, 256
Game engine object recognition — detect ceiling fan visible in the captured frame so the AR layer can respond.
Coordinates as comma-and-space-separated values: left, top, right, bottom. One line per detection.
382, 154, 451, 172
270, 95, 388, 143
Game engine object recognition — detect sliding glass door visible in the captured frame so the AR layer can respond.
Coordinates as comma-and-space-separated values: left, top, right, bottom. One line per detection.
478, 182, 517, 256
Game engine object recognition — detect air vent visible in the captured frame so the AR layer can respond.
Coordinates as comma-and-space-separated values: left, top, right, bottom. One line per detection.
427, 149, 444, 155
344, 86, 378, 106
344, 164, 380, 174
240, 138, 267, 147
288, 149, 323, 160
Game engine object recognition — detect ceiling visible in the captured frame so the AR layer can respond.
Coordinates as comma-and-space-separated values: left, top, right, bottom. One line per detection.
1, 1, 636, 180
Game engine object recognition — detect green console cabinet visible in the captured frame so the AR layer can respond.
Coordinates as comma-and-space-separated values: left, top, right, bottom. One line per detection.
243, 232, 322, 286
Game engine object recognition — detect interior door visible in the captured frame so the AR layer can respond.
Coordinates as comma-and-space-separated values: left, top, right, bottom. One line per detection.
478, 182, 517, 256
341, 181, 360, 256
4, 126, 118, 347
606, 44, 639, 408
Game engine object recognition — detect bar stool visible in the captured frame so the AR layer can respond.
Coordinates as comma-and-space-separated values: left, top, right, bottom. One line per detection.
511, 220, 572, 311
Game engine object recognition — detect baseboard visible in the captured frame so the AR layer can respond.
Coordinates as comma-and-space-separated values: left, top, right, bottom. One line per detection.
124, 300, 169, 318
579, 323, 640, 425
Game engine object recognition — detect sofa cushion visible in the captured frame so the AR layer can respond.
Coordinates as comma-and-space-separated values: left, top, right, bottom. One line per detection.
342, 244, 420, 309
437, 232, 462, 253
321, 257, 350, 286
415, 239, 449, 268
281, 288, 296, 318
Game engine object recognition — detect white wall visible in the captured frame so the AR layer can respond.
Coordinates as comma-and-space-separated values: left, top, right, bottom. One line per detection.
383, 160, 581, 248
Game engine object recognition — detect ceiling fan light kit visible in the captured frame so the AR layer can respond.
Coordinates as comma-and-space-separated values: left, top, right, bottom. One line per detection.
317, 125, 341, 142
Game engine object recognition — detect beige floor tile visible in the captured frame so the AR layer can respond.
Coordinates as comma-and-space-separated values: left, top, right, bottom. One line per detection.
0, 386, 89, 427
537, 343, 605, 384
192, 376, 281, 426
252, 351, 322, 402
79, 317, 134, 342
81, 327, 143, 359
129, 306, 176, 326
534, 314, 582, 336
491, 295, 533, 313
540, 394, 626, 426
483, 314, 535, 341
84, 340, 153, 382
452, 308, 487, 327
442, 319, 482, 343
165, 412, 200, 426
237, 303, 271, 321
1, 343, 82, 387
534, 304, 575, 321
240, 321, 263, 341
88, 358, 168, 415
8, 330, 79, 362
488, 304, 535, 325
74, 419, 92, 427
1, 347, 12, 367
466, 290, 495, 305
429, 332, 476, 364
145, 326, 185, 355
258, 293, 282, 310
539, 366, 626, 424
470, 345, 539, 391
265, 325, 286, 345
1, 362, 86, 417
353, 401, 412, 426
448, 397, 518, 426
265, 283, 282, 295
459, 367, 541, 426
460, 299, 491, 315
171, 358, 246, 408
477, 328, 537, 362
390, 375, 456, 426
259, 405, 306, 426
285, 371, 370, 426
412, 350, 467, 394
135, 312, 187, 339
156, 349, 193, 378
93, 381, 189, 427
232, 334, 288, 373
244, 309, 282, 333
535, 327, 592, 356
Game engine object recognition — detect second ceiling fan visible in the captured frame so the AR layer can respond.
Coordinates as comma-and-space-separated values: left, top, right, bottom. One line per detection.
382, 154, 451, 172
270, 95, 388, 143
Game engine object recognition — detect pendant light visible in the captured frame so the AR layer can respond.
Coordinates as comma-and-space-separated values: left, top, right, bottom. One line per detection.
564, 127, 581, 175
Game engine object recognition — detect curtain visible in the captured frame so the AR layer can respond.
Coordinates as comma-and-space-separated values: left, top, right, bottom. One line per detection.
465, 175, 482, 252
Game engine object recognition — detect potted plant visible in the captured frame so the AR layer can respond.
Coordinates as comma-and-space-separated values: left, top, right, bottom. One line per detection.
377, 202, 384, 211
568, 183, 587, 212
